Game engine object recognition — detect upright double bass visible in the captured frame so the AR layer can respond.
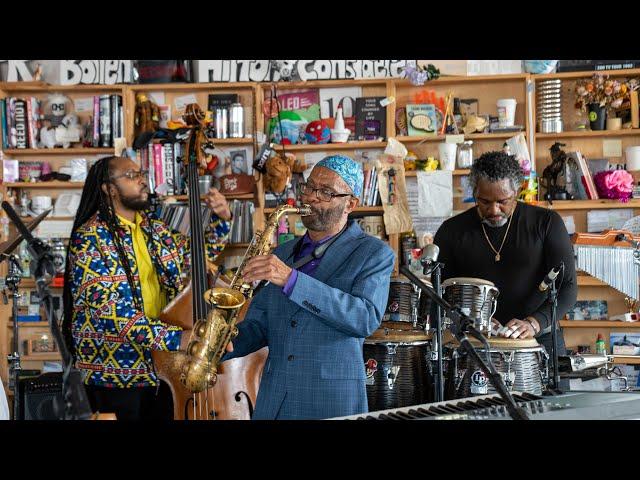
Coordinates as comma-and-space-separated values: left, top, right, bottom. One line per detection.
152, 104, 267, 420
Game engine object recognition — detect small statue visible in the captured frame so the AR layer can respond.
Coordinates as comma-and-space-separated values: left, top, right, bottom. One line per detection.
33, 63, 43, 81
541, 142, 575, 202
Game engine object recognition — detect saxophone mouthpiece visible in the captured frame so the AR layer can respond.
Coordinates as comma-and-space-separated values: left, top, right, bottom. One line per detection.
299, 204, 312, 216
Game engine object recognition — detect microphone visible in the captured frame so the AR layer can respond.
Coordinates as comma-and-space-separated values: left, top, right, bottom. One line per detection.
420, 243, 440, 265
538, 265, 561, 292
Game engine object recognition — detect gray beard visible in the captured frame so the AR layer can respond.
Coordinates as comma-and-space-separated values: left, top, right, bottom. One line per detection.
482, 216, 508, 228
302, 201, 346, 231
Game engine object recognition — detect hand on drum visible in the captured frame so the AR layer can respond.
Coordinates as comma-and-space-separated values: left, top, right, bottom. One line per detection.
502, 318, 536, 339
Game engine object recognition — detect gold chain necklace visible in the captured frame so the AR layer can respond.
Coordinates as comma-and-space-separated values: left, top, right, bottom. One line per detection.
480, 206, 516, 262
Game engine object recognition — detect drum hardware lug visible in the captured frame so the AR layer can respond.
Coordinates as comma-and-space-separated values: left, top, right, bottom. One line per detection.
429, 351, 438, 361
383, 365, 401, 389
386, 344, 398, 355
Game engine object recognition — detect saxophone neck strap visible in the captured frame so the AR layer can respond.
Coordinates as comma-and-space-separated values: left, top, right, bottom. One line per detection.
291, 223, 348, 270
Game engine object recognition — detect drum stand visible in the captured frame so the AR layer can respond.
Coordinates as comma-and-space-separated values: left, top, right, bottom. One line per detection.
3, 254, 23, 420
401, 266, 529, 420
424, 261, 445, 403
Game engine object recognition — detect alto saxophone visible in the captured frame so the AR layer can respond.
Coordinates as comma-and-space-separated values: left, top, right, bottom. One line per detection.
180, 203, 312, 392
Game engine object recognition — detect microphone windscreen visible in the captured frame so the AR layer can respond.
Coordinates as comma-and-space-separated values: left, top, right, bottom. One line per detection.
421, 243, 440, 263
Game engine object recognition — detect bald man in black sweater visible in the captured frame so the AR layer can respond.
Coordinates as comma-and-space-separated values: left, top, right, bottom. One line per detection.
433, 151, 577, 355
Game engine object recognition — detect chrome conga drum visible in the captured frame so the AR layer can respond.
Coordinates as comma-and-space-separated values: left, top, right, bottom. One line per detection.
364, 322, 435, 411
448, 336, 549, 398
383, 280, 421, 325
441, 277, 499, 335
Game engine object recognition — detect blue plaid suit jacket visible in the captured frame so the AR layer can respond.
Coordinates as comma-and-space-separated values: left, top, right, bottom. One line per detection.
223, 220, 394, 420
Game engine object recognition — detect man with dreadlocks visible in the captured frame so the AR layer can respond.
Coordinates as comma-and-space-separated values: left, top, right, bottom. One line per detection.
432, 151, 577, 356
62, 156, 232, 420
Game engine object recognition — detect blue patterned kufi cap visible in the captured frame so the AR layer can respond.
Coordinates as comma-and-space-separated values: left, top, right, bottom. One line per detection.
315, 154, 363, 197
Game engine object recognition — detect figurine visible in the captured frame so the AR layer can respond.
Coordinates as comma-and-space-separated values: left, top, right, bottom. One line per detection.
541, 142, 576, 202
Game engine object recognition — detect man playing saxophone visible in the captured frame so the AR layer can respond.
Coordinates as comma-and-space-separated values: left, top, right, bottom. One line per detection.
223, 155, 395, 420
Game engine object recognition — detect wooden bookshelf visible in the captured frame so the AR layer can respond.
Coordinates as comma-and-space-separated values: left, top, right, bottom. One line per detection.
560, 320, 640, 328
537, 199, 640, 210
613, 356, 640, 365
536, 129, 640, 139
277, 141, 387, 152
3, 181, 85, 189
396, 132, 521, 143
2, 148, 114, 155
404, 170, 470, 177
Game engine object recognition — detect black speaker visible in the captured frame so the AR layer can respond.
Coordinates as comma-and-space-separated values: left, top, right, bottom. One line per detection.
17, 372, 63, 420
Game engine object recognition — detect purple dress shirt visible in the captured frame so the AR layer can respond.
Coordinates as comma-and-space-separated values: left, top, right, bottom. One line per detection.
281, 232, 335, 297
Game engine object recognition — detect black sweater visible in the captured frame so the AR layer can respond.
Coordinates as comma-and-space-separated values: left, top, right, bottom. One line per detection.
432, 202, 577, 332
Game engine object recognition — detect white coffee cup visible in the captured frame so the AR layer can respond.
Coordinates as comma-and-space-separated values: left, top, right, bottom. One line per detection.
626, 146, 640, 171
438, 142, 458, 170
31, 196, 52, 215
497, 98, 517, 127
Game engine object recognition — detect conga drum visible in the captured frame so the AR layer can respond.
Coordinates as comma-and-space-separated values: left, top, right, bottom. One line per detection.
441, 277, 499, 335
447, 336, 549, 398
363, 322, 453, 411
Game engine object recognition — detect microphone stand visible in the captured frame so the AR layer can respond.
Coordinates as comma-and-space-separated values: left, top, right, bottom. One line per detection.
3, 254, 23, 420
2, 201, 92, 420
400, 266, 529, 420
548, 263, 564, 392
423, 260, 445, 403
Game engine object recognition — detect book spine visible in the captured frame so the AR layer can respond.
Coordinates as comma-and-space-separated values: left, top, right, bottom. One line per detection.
99, 94, 111, 147
118, 95, 124, 138
147, 143, 155, 192
93, 96, 100, 147
110, 94, 119, 141
153, 143, 164, 188
163, 143, 174, 195
25, 97, 34, 148
0, 99, 6, 149
6, 98, 14, 148
13, 99, 28, 149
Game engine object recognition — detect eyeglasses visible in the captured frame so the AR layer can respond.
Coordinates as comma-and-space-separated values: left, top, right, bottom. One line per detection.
110, 169, 149, 181
299, 182, 352, 202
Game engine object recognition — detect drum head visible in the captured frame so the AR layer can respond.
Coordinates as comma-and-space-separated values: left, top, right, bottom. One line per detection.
450, 335, 541, 350
367, 321, 432, 343
442, 277, 496, 288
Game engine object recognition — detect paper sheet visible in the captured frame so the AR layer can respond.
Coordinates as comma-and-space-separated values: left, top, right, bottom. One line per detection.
406, 176, 449, 245
416, 171, 453, 217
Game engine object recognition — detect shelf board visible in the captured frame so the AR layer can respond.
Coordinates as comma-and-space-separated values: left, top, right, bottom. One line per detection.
560, 320, 640, 328
260, 78, 389, 90
264, 206, 383, 214
2, 148, 114, 155
271, 141, 387, 152
536, 199, 640, 210
0, 81, 125, 93
576, 275, 608, 287
210, 138, 254, 145
17, 279, 63, 289
166, 193, 255, 201
536, 129, 640, 139
404, 170, 470, 176
19, 216, 74, 221
3, 181, 84, 189
396, 132, 522, 143
130, 81, 257, 91
534, 68, 640, 81
613, 356, 640, 365
7, 321, 50, 328
21, 354, 61, 362
396, 73, 530, 86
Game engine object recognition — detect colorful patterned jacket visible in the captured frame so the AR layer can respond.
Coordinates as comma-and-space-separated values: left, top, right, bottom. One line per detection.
68, 211, 230, 388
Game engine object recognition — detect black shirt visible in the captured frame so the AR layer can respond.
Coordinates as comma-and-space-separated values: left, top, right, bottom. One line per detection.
433, 202, 577, 331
